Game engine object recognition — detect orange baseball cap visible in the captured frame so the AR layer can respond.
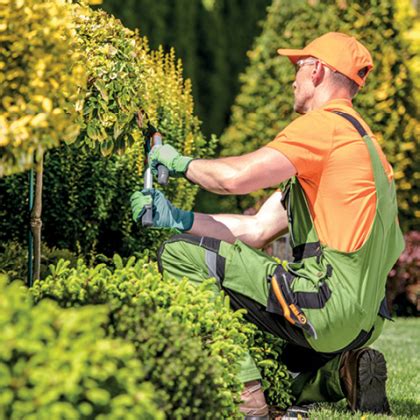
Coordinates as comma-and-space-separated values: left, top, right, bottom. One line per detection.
277, 32, 373, 86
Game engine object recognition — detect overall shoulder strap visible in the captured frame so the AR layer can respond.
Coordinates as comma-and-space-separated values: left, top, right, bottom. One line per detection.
329, 110, 368, 137
328, 109, 389, 191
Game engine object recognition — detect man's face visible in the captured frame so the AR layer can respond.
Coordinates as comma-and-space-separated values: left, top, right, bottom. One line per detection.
292, 58, 317, 114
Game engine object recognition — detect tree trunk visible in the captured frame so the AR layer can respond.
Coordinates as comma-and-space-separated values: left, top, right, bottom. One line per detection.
30, 154, 43, 282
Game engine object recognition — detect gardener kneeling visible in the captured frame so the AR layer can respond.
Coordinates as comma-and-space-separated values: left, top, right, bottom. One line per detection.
131, 32, 404, 418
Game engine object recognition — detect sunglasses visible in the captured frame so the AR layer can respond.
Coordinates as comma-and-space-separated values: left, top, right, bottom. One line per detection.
295, 58, 337, 73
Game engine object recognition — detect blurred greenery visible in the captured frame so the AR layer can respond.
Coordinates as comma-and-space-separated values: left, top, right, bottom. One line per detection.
100, 0, 272, 137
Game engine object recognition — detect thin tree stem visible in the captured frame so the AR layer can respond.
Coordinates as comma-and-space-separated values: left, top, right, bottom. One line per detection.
31, 154, 43, 281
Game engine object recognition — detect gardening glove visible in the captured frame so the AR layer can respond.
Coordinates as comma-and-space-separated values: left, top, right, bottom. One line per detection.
148, 144, 193, 178
130, 188, 194, 231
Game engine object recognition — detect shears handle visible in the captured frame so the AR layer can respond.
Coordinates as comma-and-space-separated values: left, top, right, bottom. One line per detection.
141, 168, 154, 227
152, 133, 169, 186
157, 164, 169, 185
141, 204, 153, 227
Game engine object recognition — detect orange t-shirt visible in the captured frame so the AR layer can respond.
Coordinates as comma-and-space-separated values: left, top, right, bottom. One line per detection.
266, 98, 393, 252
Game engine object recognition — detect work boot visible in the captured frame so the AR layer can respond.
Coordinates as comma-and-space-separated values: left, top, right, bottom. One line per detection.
240, 380, 269, 419
340, 348, 391, 414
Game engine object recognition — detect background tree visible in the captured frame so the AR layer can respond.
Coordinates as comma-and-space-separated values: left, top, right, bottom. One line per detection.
100, 0, 272, 137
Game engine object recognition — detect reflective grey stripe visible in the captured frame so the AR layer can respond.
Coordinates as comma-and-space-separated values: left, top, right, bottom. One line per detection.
205, 249, 220, 283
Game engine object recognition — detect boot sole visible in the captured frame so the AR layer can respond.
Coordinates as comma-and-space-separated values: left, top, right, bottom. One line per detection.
356, 349, 391, 414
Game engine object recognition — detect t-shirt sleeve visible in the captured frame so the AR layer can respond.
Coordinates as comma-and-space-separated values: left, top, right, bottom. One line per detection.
265, 112, 333, 179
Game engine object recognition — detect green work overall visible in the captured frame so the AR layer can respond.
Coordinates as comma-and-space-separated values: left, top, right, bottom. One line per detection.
157, 111, 405, 403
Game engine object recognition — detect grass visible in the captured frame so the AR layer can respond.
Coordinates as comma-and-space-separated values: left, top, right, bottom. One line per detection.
310, 318, 420, 419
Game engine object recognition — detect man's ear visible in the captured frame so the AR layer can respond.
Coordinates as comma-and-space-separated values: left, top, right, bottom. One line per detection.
311, 61, 325, 86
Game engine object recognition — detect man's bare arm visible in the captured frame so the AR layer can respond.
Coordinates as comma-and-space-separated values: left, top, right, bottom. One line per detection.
186, 147, 296, 195
187, 191, 288, 248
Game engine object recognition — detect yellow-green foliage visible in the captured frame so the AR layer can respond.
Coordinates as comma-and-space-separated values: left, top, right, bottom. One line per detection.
31, 255, 255, 418
221, 0, 419, 230
73, 5, 144, 155
395, 0, 420, 105
0, 276, 162, 419
133, 42, 212, 210
73, 6, 216, 210
0, 0, 86, 177
0, 4, 217, 255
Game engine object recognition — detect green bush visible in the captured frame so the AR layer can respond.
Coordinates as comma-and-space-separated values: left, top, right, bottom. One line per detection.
0, 241, 81, 283
0, 5, 217, 256
0, 243, 294, 411
31, 255, 257, 418
0, 0, 86, 177
0, 276, 161, 419
249, 330, 292, 409
221, 0, 419, 230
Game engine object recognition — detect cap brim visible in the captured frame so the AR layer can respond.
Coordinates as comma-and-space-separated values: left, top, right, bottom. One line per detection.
277, 48, 307, 64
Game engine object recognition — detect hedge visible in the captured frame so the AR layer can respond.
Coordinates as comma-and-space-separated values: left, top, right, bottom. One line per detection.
0, 4, 216, 256
0, 276, 161, 419
31, 255, 250, 418
220, 0, 419, 230
0, 0, 86, 176
29, 254, 294, 417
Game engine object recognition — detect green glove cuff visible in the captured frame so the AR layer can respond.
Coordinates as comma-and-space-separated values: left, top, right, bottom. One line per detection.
178, 209, 194, 231
174, 155, 193, 176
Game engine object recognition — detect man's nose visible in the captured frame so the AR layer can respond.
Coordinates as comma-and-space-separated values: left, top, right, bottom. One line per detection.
292, 81, 297, 89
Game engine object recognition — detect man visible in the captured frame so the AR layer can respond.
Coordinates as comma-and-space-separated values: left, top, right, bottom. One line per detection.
131, 32, 404, 418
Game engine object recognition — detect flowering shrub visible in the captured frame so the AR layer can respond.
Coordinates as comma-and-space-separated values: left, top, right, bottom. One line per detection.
387, 231, 420, 316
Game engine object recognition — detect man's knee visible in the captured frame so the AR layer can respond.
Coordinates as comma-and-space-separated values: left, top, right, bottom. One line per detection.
157, 233, 225, 287
157, 233, 195, 274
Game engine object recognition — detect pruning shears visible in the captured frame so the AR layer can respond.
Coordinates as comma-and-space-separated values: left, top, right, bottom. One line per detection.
271, 271, 318, 339
136, 111, 169, 227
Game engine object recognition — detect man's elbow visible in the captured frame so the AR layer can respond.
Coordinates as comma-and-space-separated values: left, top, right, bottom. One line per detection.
221, 176, 251, 195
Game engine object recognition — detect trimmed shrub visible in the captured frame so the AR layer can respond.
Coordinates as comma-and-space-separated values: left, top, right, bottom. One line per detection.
0, 4, 216, 256
0, 0, 85, 176
249, 330, 292, 409
31, 255, 257, 418
0, 276, 161, 419
220, 0, 419, 230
